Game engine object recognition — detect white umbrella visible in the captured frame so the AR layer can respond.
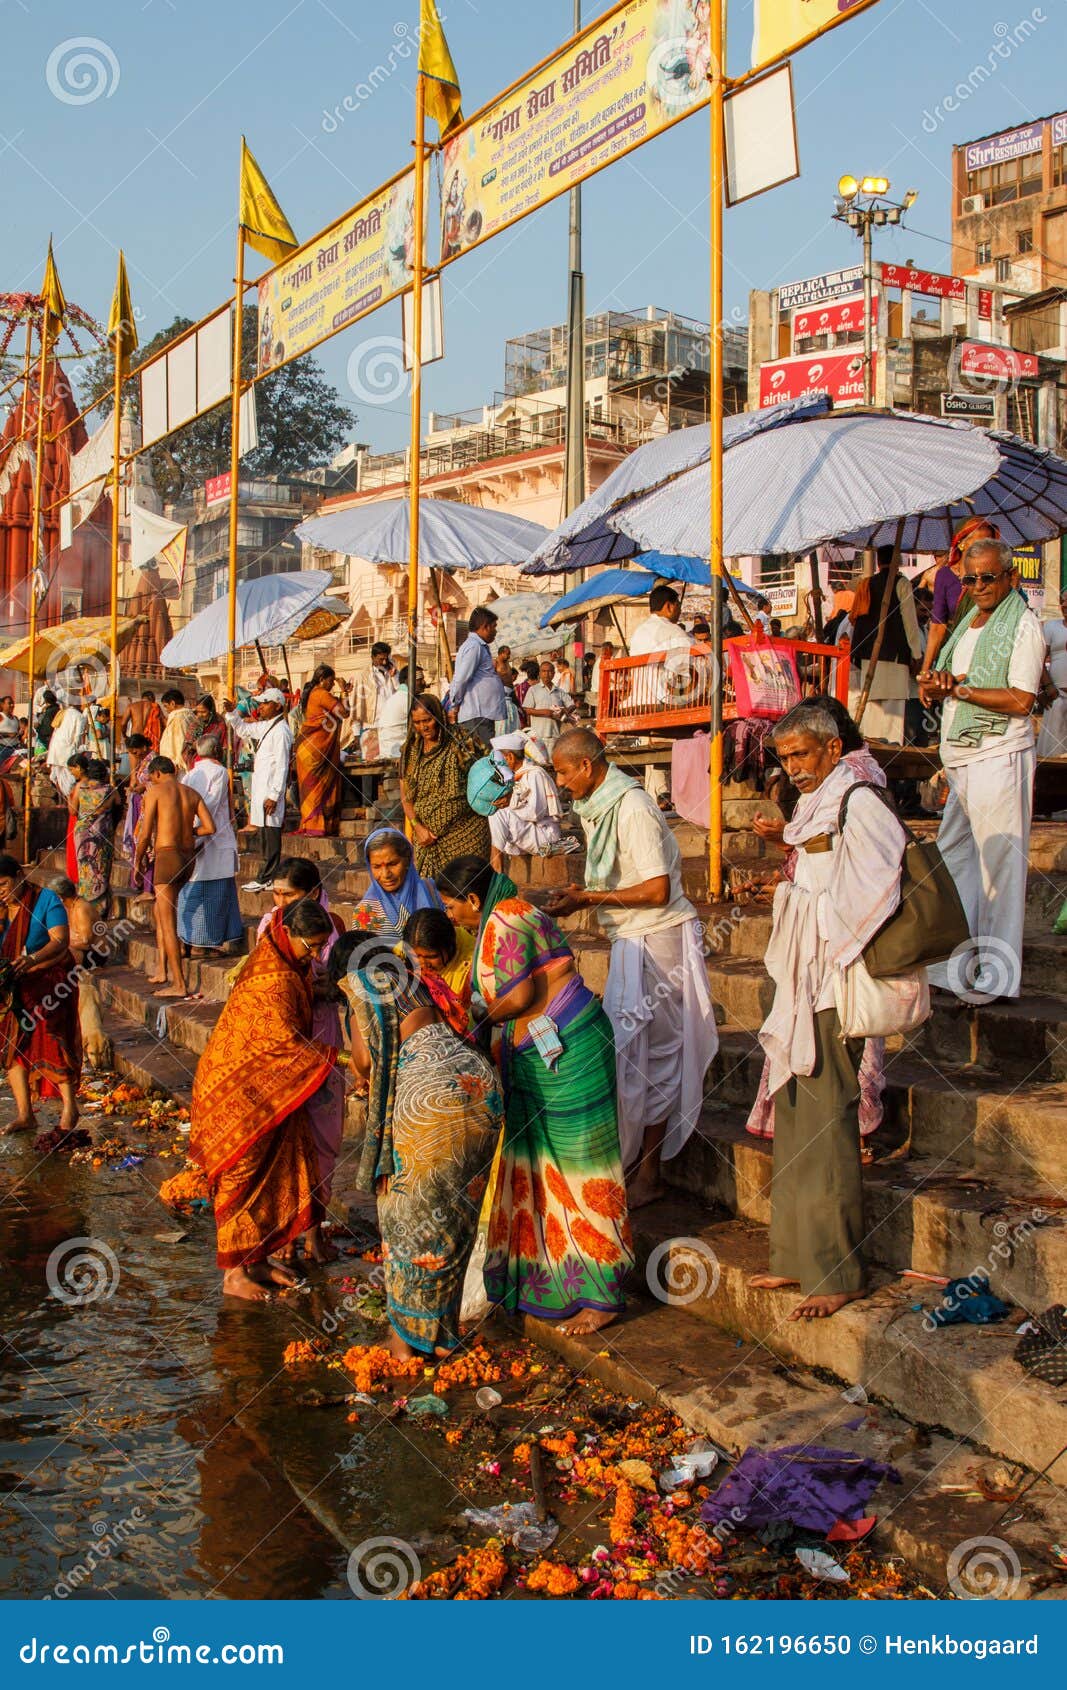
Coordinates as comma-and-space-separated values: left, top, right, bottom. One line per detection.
486, 592, 560, 660
159, 570, 334, 668
295, 497, 550, 570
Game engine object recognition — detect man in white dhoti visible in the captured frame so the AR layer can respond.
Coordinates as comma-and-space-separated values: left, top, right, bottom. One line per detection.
847, 547, 923, 745
487, 731, 566, 869
547, 727, 717, 1209
753, 702, 907, 1319
920, 540, 1043, 1002
178, 737, 243, 953
227, 690, 293, 893
46, 702, 87, 797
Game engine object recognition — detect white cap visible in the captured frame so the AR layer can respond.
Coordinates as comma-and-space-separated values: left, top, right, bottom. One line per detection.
259, 688, 286, 706
490, 731, 526, 753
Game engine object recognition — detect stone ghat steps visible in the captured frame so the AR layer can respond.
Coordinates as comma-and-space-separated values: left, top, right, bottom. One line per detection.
528, 1295, 1067, 1598
671, 1105, 1067, 1315
639, 1200, 1067, 1479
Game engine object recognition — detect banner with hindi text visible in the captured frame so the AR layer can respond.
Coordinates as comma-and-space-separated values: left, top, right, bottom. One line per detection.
439, 0, 710, 266
256, 168, 417, 376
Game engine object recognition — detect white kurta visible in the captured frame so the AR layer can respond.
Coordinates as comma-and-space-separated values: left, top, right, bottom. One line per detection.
182, 760, 238, 881
231, 715, 293, 828
1038, 617, 1067, 757
46, 708, 87, 796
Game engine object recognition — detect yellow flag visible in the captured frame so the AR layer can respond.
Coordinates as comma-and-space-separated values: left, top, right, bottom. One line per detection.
751, 0, 881, 72
41, 240, 66, 325
108, 250, 138, 353
239, 138, 298, 264
418, 0, 462, 138
159, 524, 188, 592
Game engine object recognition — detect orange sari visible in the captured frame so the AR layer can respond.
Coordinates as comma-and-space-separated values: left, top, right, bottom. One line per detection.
295, 685, 343, 836
190, 923, 337, 1269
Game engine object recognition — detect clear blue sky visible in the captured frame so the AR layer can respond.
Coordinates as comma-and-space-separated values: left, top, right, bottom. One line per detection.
5, 0, 1066, 454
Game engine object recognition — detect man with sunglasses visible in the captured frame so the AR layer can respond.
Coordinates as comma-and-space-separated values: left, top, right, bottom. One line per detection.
919, 539, 1044, 1001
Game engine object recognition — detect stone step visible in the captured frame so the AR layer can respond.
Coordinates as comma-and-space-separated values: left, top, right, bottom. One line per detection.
649, 1208, 1067, 1476
670, 1107, 1067, 1314
918, 988, 1067, 1083
528, 1292, 1067, 1597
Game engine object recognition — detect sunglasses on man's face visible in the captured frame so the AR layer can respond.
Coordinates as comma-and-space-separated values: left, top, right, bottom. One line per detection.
959, 570, 1009, 587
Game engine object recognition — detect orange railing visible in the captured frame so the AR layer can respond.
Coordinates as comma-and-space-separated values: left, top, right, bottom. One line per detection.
596, 638, 851, 736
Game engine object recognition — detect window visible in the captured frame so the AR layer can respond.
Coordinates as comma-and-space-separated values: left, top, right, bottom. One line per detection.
995, 257, 1012, 282
1054, 144, 1067, 187
1017, 228, 1034, 253
976, 239, 992, 265
967, 154, 1044, 206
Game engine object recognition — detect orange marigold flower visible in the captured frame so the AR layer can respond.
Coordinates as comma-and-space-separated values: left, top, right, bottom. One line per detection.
487, 1206, 510, 1249
544, 1213, 568, 1263
544, 1163, 580, 1212
571, 1217, 619, 1265
511, 1166, 531, 1206
527, 1560, 580, 1597
531, 1171, 547, 1216
582, 1178, 627, 1221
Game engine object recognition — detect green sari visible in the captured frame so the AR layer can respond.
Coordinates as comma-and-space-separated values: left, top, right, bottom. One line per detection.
478, 898, 633, 1320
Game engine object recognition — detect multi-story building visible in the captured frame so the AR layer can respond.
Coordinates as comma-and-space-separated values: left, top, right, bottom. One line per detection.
951, 113, 1067, 295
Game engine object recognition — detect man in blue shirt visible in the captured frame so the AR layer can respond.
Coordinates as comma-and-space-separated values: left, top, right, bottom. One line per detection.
448, 606, 506, 746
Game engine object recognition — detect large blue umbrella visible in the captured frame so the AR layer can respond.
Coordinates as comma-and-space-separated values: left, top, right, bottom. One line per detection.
609, 410, 1003, 559
540, 562, 760, 628
159, 570, 335, 668
295, 496, 550, 570
521, 394, 832, 575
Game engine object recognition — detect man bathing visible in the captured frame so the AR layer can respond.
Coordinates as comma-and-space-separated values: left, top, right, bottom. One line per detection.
134, 755, 215, 1000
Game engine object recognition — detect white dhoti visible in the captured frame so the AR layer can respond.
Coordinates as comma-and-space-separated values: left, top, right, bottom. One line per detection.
488, 808, 561, 855
927, 745, 1034, 1000
602, 917, 717, 1168
848, 660, 913, 746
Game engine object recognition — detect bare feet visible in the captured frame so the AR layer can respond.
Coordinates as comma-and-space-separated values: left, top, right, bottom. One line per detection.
145, 973, 168, 986
58, 1112, 80, 1135
222, 1267, 271, 1302
788, 1290, 866, 1321
385, 1327, 419, 1364
155, 985, 190, 1000
303, 1226, 338, 1263
557, 1308, 617, 1337
2, 1117, 36, 1136
626, 1174, 666, 1211
263, 1255, 304, 1287
748, 1274, 800, 1291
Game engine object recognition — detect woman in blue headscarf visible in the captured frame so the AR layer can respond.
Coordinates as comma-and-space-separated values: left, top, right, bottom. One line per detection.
359, 827, 444, 929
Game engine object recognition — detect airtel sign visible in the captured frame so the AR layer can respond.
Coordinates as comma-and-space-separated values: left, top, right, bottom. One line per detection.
792, 293, 876, 342
759, 351, 871, 409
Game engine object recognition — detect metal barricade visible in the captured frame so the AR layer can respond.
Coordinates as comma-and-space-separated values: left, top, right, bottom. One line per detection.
596, 638, 851, 736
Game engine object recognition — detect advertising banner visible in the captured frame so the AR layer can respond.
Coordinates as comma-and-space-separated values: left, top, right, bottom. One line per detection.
758, 349, 870, 409
256, 169, 416, 376
751, 0, 880, 72
964, 121, 1043, 171
1012, 542, 1044, 607
792, 292, 875, 342
879, 262, 965, 301
958, 341, 1039, 382
777, 265, 863, 310
439, 0, 710, 266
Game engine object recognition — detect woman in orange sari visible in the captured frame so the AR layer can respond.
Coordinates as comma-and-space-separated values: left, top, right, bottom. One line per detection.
190, 899, 338, 1301
294, 665, 350, 836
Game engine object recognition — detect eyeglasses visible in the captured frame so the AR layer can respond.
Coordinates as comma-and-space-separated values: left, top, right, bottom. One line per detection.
959, 570, 1009, 586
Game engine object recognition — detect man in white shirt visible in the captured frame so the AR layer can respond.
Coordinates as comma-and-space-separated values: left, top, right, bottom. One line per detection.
920, 540, 1044, 1001
548, 727, 717, 1209
178, 736, 243, 953
377, 665, 412, 760
227, 690, 293, 892
1037, 586, 1067, 757
159, 689, 198, 773
628, 584, 693, 803
487, 729, 567, 868
522, 661, 575, 744
46, 702, 87, 797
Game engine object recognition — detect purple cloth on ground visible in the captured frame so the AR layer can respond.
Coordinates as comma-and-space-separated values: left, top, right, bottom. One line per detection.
930, 564, 963, 625
702, 1443, 899, 1535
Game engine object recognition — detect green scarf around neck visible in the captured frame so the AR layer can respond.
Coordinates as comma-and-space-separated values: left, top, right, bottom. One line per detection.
573, 763, 639, 889
936, 587, 1029, 747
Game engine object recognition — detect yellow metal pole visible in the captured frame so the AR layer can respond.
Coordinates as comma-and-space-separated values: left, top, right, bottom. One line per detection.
24, 306, 52, 861
407, 74, 427, 715
707, 3, 725, 903
108, 319, 126, 776
226, 227, 246, 710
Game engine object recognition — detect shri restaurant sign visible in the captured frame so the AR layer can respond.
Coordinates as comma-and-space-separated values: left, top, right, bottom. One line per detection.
758, 350, 869, 409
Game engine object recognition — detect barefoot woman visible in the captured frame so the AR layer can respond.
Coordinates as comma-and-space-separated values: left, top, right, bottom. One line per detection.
0, 856, 81, 1136
190, 900, 337, 1301
438, 855, 634, 1338
332, 931, 502, 1361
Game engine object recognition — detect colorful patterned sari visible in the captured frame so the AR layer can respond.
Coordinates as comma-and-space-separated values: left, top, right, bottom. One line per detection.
480, 899, 634, 1320
352, 963, 503, 1354
190, 923, 336, 1270
73, 779, 119, 909
0, 886, 81, 1097
294, 685, 344, 836
400, 701, 490, 876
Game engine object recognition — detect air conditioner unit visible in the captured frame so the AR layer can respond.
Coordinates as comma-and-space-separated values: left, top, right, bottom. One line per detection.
961, 193, 985, 215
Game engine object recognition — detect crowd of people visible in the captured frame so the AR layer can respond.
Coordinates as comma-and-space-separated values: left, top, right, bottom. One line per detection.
0, 544, 1060, 1354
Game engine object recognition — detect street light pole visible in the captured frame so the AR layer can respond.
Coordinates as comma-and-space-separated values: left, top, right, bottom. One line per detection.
833, 177, 918, 409
862, 213, 873, 405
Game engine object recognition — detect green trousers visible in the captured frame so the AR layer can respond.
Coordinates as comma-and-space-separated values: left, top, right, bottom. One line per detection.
769, 1007, 866, 1296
